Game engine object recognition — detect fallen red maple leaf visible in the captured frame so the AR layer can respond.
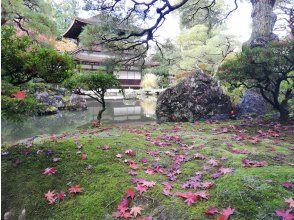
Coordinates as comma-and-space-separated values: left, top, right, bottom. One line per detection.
285, 198, 294, 208
162, 182, 173, 190
130, 206, 143, 217
282, 182, 293, 189
43, 167, 57, 175
125, 149, 136, 156
242, 159, 268, 167
125, 188, 135, 200
81, 153, 87, 160
205, 206, 219, 215
116, 154, 123, 158
208, 159, 218, 166
69, 185, 83, 194
275, 209, 294, 220
217, 207, 235, 220
44, 190, 55, 200
44, 190, 56, 205
102, 145, 110, 150
219, 167, 233, 174
129, 162, 139, 170
56, 191, 66, 201
140, 157, 148, 164
136, 184, 148, 195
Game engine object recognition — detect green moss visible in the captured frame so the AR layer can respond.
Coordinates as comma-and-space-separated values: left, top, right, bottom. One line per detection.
2, 121, 293, 219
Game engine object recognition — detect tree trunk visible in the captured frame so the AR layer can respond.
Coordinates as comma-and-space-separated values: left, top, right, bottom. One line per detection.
97, 97, 106, 121
245, 0, 278, 47
279, 105, 289, 124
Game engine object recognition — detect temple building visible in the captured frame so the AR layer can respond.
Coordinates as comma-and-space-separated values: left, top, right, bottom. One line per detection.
63, 17, 142, 89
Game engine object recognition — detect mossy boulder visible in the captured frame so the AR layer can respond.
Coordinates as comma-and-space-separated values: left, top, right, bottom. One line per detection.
156, 68, 232, 123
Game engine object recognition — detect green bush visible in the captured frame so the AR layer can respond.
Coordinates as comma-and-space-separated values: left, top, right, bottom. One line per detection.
1, 81, 45, 121
1, 26, 75, 86
217, 41, 294, 123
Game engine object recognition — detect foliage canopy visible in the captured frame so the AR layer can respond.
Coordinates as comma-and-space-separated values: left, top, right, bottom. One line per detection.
218, 41, 294, 122
1, 26, 75, 86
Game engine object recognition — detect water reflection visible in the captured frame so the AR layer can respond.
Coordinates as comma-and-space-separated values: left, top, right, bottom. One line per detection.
1, 98, 157, 144
140, 96, 157, 118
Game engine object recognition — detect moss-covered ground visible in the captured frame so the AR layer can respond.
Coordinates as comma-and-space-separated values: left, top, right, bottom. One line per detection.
1, 120, 293, 219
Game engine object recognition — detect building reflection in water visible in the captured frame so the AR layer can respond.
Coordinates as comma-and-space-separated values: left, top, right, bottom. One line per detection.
87, 97, 156, 122
140, 96, 157, 118
2, 98, 157, 144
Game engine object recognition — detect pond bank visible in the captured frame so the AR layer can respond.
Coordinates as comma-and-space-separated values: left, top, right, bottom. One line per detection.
1, 98, 157, 144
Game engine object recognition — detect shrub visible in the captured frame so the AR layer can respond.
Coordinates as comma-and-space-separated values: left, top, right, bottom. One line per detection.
217, 41, 294, 123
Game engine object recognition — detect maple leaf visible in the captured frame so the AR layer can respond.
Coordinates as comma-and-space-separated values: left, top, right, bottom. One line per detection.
129, 162, 139, 170
275, 209, 294, 220
128, 170, 137, 176
195, 191, 209, 199
202, 182, 214, 189
141, 180, 156, 188
11, 91, 26, 100
208, 159, 218, 166
117, 197, 129, 213
176, 192, 199, 205
125, 188, 135, 199
43, 167, 57, 175
217, 207, 235, 220
130, 206, 143, 217
44, 190, 55, 201
193, 153, 205, 160
121, 212, 132, 218
282, 182, 293, 189
140, 157, 148, 164
205, 206, 219, 215
136, 184, 148, 195
102, 145, 110, 150
219, 167, 233, 174
69, 185, 83, 194
116, 154, 123, 158
198, 144, 205, 149
145, 169, 155, 175
163, 189, 171, 196
112, 211, 122, 218
285, 198, 294, 208
185, 196, 197, 206
56, 191, 66, 201
249, 137, 260, 144
162, 182, 173, 190
81, 153, 87, 160
211, 172, 223, 179
125, 149, 136, 156
242, 159, 268, 167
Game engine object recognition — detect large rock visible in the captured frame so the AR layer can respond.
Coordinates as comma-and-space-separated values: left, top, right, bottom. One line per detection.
36, 92, 66, 108
156, 69, 232, 123
237, 89, 268, 117
69, 94, 87, 110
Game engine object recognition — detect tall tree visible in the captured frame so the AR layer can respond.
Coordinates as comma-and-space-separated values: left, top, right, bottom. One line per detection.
81, 0, 240, 62
246, 0, 279, 47
51, 0, 80, 36
176, 24, 237, 75
1, 0, 56, 37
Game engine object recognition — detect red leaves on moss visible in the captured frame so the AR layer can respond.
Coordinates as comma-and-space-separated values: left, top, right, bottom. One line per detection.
68, 185, 83, 194
217, 207, 235, 220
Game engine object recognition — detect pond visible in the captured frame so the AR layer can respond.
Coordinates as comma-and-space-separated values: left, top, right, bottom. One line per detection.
1, 97, 157, 144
